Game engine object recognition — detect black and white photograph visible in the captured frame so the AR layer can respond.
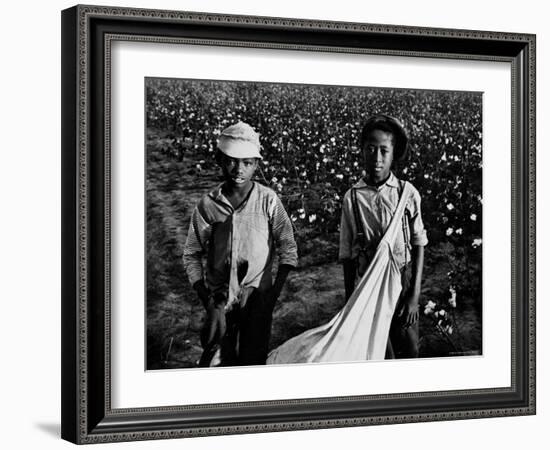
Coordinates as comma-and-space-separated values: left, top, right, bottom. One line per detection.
145, 77, 483, 370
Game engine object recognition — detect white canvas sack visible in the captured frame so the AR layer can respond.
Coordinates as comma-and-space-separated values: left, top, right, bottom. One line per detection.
267, 181, 413, 364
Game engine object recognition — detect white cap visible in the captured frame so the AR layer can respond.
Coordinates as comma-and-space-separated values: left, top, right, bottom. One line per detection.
217, 121, 262, 159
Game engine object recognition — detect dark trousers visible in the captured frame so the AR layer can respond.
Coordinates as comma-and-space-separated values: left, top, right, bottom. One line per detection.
220, 288, 275, 366
385, 264, 419, 359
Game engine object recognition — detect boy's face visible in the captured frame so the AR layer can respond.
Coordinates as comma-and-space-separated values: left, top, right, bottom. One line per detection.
218, 153, 259, 188
362, 129, 395, 181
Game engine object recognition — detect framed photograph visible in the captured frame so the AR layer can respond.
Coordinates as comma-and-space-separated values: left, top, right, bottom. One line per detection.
61, 4, 536, 444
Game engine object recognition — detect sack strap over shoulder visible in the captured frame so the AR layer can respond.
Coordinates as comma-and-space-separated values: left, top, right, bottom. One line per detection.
398, 180, 412, 265
351, 178, 412, 258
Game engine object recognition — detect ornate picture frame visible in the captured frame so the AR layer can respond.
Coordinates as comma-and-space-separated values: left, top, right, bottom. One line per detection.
61, 4, 535, 444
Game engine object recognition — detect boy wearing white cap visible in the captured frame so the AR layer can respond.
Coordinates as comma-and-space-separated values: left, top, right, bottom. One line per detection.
183, 122, 298, 366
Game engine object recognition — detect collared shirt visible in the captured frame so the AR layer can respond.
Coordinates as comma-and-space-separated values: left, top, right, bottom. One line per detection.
338, 173, 428, 275
183, 182, 298, 309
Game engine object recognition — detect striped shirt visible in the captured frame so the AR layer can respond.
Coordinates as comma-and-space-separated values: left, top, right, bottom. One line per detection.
183, 182, 298, 310
339, 173, 428, 275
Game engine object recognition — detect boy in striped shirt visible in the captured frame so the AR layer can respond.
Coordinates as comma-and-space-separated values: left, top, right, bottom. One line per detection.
183, 122, 298, 366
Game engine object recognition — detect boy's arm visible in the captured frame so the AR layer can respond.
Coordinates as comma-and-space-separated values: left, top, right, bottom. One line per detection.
192, 280, 213, 309
268, 264, 293, 307
397, 244, 424, 327
343, 259, 357, 302
183, 206, 212, 309
339, 192, 356, 302
269, 196, 298, 305
397, 187, 428, 326
184, 205, 227, 349
409, 244, 424, 298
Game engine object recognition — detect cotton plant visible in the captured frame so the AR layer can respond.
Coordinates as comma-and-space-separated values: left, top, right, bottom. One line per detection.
422, 286, 463, 352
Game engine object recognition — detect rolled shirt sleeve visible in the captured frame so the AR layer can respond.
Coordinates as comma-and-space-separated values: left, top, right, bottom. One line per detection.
407, 188, 428, 247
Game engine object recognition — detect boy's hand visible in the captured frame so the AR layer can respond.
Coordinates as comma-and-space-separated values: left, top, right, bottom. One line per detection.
267, 264, 293, 308
343, 259, 357, 302
397, 292, 420, 328
265, 286, 282, 309
398, 245, 425, 329
201, 303, 226, 348
193, 280, 212, 308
